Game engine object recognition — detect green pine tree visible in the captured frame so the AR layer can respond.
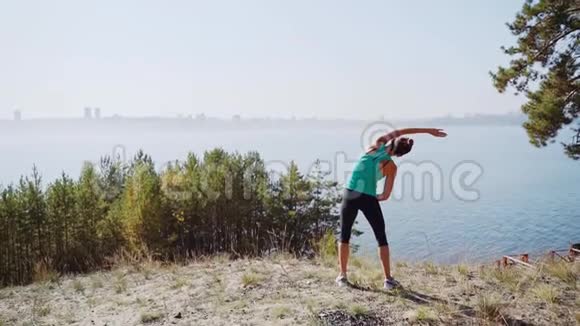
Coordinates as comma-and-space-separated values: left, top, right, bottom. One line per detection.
492, 0, 580, 159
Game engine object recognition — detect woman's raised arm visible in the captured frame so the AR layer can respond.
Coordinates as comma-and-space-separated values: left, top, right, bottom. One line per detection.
376, 128, 447, 145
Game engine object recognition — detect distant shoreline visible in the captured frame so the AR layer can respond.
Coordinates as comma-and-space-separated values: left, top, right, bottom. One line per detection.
0, 112, 526, 131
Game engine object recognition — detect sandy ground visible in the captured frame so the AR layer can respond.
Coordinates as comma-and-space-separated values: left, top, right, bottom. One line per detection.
0, 254, 578, 325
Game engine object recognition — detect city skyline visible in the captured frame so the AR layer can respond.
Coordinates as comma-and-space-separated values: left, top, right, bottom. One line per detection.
4, 107, 524, 122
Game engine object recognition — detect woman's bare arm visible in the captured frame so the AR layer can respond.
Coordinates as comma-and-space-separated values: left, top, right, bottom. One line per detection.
375, 128, 447, 146
377, 161, 397, 202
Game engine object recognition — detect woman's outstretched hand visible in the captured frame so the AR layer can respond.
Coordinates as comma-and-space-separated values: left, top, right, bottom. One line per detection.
428, 128, 447, 137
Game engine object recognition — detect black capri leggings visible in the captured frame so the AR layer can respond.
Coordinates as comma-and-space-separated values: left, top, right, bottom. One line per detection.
340, 189, 388, 247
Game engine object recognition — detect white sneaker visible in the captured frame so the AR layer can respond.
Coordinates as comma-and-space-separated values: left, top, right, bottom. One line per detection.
335, 275, 348, 287
384, 277, 401, 290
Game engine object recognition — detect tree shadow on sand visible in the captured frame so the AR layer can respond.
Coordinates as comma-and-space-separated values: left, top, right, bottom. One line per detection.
346, 283, 532, 325
346, 282, 474, 318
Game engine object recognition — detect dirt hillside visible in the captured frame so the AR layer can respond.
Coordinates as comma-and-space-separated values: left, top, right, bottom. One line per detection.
0, 254, 577, 325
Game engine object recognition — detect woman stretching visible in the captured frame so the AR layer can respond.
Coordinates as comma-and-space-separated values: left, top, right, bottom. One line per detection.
336, 128, 447, 289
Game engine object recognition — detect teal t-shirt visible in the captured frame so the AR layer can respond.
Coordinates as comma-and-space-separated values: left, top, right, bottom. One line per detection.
346, 143, 392, 196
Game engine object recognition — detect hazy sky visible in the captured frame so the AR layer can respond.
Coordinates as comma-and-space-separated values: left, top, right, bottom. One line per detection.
1, 0, 526, 120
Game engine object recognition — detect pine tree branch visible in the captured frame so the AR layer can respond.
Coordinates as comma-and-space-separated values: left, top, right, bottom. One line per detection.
529, 29, 579, 64
565, 7, 580, 14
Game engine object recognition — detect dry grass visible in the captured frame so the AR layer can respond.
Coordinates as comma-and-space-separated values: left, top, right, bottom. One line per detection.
424, 261, 439, 275
210, 253, 232, 265
350, 256, 368, 270
490, 267, 518, 284
475, 294, 502, 321
86, 297, 98, 307
348, 271, 382, 290
346, 255, 385, 289
170, 276, 188, 289
32, 301, 51, 317
433, 301, 453, 316
241, 272, 262, 287
0, 290, 12, 300
544, 262, 577, 285
140, 311, 164, 323
302, 270, 319, 279
114, 276, 128, 294
271, 305, 292, 319
531, 284, 559, 304
395, 261, 408, 268
0, 257, 576, 325
483, 266, 525, 292
134, 296, 147, 306
72, 279, 85, 294
348, 304, 370, 317
142, 265, 156, 280
32, 261, 59, 284
456, 264, 469, 277
415, 306, 437, 323
90, 275, 104, 289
